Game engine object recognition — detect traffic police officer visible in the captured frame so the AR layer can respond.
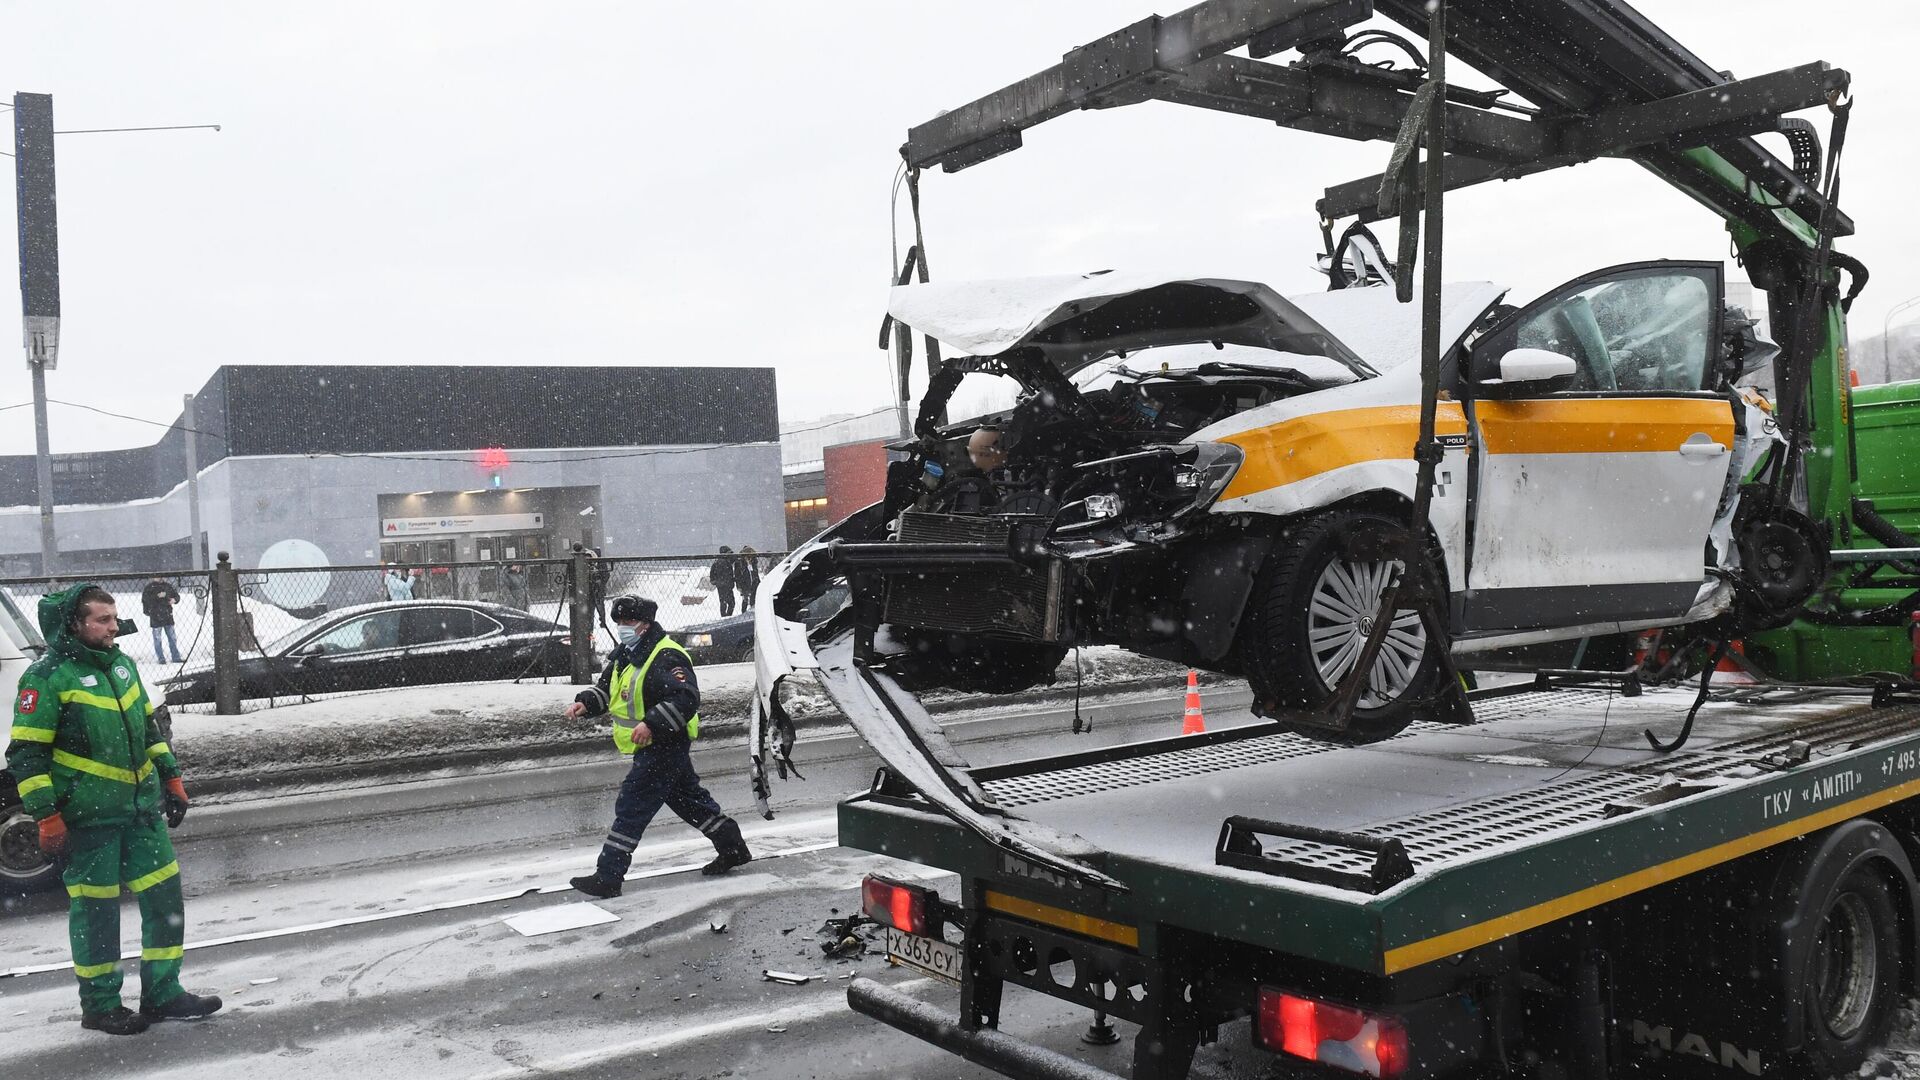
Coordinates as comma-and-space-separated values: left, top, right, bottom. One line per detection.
6, 584, 222, 1034
567, 595, 750, 897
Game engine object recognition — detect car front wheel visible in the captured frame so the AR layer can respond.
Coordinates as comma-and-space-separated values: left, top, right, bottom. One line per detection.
1239, 509, 1442, 743
0, 796, 58, 895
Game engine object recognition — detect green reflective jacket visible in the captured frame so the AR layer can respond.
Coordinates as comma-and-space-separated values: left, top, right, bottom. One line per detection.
5, 583, 178, 827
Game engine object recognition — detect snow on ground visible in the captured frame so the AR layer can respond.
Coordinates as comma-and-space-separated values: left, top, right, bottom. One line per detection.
166, 647, 1193, 785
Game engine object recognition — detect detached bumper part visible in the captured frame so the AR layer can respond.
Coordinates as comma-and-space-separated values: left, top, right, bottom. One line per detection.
847, 978, 1125, 1080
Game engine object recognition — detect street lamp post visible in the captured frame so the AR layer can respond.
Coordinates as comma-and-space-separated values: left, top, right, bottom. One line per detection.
1882, 294, 1920, 383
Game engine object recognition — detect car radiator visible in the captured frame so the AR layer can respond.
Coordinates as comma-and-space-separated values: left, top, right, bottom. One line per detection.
882, 511, 1065, 641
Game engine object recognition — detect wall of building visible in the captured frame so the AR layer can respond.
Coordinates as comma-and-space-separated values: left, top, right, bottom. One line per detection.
0, 442, 784, 577
822, 439, 890, 526
0, 363, 779, 507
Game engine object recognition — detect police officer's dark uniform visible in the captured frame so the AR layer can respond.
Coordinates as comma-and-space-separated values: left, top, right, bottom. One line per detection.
569, 595, 750, 897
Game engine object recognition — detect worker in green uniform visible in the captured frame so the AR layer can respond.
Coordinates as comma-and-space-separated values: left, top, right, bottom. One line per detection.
5, 584, 222, 1035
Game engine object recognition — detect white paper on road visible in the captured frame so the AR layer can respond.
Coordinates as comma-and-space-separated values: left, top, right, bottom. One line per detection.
502, 902, 620, 937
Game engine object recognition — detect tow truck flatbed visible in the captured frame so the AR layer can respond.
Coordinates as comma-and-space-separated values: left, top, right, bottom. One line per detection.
840, 686, 1920, 1076
849, 686, 1918, 977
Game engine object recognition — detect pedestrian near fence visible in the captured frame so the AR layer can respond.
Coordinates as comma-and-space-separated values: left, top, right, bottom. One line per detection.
709, 546, 738, 617
140, 578, 185, 665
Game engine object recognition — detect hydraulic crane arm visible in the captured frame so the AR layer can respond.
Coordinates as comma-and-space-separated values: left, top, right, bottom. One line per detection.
901, 0, 1846, 250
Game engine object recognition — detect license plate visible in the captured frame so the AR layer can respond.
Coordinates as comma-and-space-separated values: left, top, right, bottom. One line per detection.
885, 926, 964, 985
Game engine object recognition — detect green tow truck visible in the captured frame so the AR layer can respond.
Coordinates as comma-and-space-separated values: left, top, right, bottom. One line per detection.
747, 1, 1920, 1077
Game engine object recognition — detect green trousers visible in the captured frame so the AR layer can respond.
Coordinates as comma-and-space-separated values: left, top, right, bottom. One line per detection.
61, 813, 185, 1015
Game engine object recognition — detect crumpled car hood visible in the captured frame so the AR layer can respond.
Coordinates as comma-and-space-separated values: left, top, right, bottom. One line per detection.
887, 270, 1370, 379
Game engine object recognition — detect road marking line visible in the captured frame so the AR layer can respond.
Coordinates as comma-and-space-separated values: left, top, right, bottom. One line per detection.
0, 839, 842, 980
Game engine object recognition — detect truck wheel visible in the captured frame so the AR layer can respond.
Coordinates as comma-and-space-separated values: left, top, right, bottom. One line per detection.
1239, 509, 1440, 743
0, 798, 58, 895
1797, 865, 1904, 1074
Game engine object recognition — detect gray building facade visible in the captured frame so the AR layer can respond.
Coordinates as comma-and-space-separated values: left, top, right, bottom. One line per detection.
0, 365, 783, 577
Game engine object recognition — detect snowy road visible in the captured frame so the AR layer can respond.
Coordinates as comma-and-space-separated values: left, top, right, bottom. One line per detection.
0, 687, 1273, 1079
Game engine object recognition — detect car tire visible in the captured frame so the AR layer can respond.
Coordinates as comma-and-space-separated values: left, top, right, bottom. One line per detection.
890, 632, 1069, 695
0, 792, 59, 896
1238, 509, 1441, 744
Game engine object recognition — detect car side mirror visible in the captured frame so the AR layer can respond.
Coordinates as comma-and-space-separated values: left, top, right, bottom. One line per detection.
1479, 348, 1578, 390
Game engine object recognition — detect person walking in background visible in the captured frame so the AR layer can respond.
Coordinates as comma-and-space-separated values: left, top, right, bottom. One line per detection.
140, 577, 185, 665
385, 567, 414, 601
503, 562, 529, 610
709, 546, 738, 618
587, 548, 612, 621
736, 546, 761, 612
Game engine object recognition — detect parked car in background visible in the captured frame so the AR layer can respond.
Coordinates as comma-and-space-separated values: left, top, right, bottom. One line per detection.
678, 584, 848, 664
158, 600, 569, 705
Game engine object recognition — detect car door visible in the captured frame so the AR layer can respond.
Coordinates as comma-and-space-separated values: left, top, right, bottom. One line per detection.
397, 606, 500, 685
1460, 261, 1735, 633
287, 610, 408, 694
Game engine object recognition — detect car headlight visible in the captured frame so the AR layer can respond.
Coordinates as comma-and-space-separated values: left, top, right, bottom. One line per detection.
688, 633, 714, 648
1173, 442, 1243, 514
1084, 494, 1122, 519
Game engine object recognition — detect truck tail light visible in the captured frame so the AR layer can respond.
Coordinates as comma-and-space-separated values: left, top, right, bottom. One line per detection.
1255, 986, 1408, 1079
862, 875, 932, 936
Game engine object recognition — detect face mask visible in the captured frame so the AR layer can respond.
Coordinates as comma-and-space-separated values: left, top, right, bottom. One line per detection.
616, 625, 640, 645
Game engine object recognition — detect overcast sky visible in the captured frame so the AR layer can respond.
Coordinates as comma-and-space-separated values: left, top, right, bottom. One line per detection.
3, 1, 1916, 456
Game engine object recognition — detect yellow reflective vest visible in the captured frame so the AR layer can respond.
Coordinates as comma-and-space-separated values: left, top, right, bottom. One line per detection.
609, 636, 700, 753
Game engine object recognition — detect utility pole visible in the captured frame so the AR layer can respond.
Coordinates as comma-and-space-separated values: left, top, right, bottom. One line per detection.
182, 393, 203, 569
14, 92, 62, 578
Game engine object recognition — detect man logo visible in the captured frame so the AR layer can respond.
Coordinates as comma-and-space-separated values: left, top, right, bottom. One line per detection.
1630, 1020, 1761, 1075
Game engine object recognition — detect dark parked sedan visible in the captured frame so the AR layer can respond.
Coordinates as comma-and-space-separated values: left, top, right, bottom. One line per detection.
159, 600, 570, 704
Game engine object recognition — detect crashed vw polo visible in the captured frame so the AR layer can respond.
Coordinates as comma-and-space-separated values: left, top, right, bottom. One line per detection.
754, 261, 1812, 762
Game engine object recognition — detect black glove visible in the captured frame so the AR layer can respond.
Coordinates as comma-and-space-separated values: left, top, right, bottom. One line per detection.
164, 777, 190, 829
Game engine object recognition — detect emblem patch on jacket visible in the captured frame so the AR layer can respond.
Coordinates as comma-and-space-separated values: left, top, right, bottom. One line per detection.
672, 669, 689, 683
80, 675, 98, 687
16, 687, 37, 713
114, 668, 128, 680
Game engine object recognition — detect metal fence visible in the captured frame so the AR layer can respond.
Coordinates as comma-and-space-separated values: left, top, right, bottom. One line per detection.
0, 548, 782, 715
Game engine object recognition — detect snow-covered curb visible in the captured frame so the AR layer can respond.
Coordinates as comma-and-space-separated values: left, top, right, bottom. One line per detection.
171, 647, 1208, 788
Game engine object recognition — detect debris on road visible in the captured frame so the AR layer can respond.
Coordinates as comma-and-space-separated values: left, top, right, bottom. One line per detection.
763, 970, 813, 986
817, 912, 880, 959
709, 920, 728, 934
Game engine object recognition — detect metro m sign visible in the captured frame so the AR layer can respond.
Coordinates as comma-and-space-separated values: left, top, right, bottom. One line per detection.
13, 92, 61, 368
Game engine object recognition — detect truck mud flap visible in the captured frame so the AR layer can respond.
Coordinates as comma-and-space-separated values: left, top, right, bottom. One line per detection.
848, 977, 1125, 1080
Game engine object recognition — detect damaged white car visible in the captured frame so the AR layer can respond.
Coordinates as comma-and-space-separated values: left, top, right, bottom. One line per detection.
752, 260, 1818, 776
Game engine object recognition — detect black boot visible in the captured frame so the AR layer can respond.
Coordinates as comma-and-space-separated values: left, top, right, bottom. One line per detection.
141, 991, 223, 1022
701, 818, 753, 876
569, 873, 623, 898
82, 1006, 150, 1035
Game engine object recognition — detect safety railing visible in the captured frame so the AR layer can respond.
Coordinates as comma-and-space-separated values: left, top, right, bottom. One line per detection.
0, 546, 783, 715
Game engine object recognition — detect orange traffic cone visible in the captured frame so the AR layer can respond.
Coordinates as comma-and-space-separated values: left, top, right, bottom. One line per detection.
1182, 670, 1207, 734
1714, 640, 1758, 685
